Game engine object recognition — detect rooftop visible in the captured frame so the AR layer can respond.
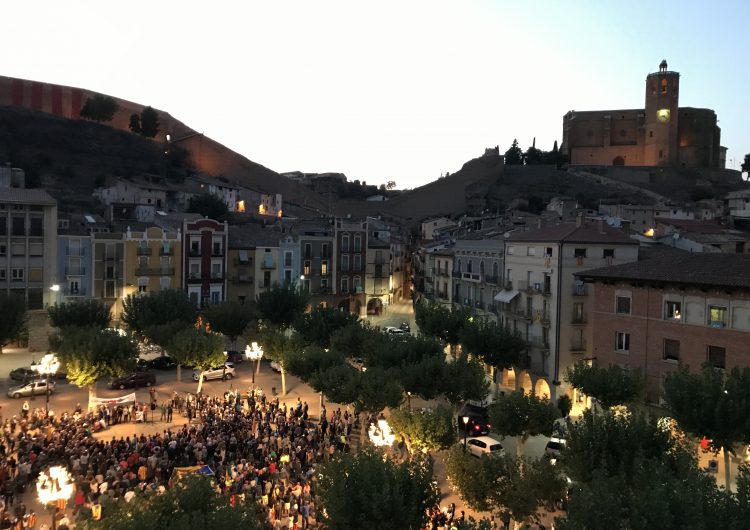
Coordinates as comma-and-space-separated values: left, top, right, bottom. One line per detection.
0, 188, 56, 205
508, 220, 636, 245
577, 251, 750, 290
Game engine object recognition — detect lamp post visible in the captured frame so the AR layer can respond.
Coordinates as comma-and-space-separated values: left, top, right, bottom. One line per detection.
245, 342, 264, 385
37, 465, 74, 530
31, 353, 60, 419
407, 391, 411, 410
462, 415, 470, 452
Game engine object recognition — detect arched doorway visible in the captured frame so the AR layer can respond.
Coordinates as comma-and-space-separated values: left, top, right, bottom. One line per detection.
502, 368, 516, 391
612, 156, 625, 166
352, 299, 362, 316
534, 378, 551, 399
367, 298, 383, 316
519, 372, 533, 394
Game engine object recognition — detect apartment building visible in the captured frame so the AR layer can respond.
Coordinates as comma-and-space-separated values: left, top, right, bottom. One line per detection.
253, 237, 279, 296
335, 219, 367, 315
279, 234, 300, 286
183, 218, 228, 307
501, 217, 638, 400
56, 215, 93, 302
577, 251, 750, 403
432, 248, 454, 307
226, 225, 256, 304
92, 232, 126, 320
452, 237, 504, 322
123, 225, 182, 297
365, 231, 390, 315
297, 220, 334, 307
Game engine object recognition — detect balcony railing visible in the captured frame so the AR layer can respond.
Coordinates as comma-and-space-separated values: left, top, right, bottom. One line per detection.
483, 275, 499, 285
211, 247, 224, 257
64, 266, 85, 276
210, 271, 224, 280
232, 275, 254, 283
571, 313, 587, 325
260, 260, 275, 269
136, 247, 152, 256
66, 247, 85, 257
570, 339, 587, 353
189, 248, 202, 257
160, 247, 174, 256
135, 266, 175, 276
572, 284, 588, 297
63, 287, 87, 296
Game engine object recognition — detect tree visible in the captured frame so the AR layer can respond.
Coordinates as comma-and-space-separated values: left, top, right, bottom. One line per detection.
316, 447, 438, 530
504, 139, 524, 165
414, 301, 469, 356
79, 95, 119, 123
489, 391, 559, 458
0, 293, 27, 354
122, 289, 195, 337
258, 327, 301, 396
139, 106, 160, 138
255, 282, 307, 329
294, 306, 359, 348
286, 345, 346, 379
742, 153, 750, 173
441, 356, 491, 410
444, 444, 502, 512
168, 327, 226, 394
459, 319, 526, 378
662, 364, 750, 491
186, 193, 229, 222
307, 363, 359, 406
557, 394, 572, 418
128, 113, 141, 134
53, 327, 138, 402
524, 145, 543, 165
353, 366, 403, 428
388, 404, 456, 453
202, 301, 257, 348
48, 299, 111, 330
565, 360, 644, 409
80, 474, 269, 530
386, 180, 397, 190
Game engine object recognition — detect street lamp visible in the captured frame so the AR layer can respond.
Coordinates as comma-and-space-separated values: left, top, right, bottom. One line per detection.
462, 415, 470, 452
407, 391, 412, 410
32, 353, 60, 418
37, 465, 74, 530
245, 342, 264, 385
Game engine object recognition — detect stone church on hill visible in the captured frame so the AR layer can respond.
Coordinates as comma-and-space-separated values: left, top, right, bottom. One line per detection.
561, 60, 725, 169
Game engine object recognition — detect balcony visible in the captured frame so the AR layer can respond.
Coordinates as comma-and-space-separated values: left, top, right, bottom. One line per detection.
160, 247, 174, 256
260, 259, 275, 270
572, 284, 588, 297
257, 281, 270, 289
66, 247, 85, 257
571, 313, 587, 325
210, 271, 224, 280
136, 247, 152, 256
452, 271, 462, 279
63, 287, 87, 296
188, 272, 202, 281
135, 266, 175, 276
189, 248, 202, 257
232, 275, 254, 283
459, 272, 481, 283
483, 275, 499, 285
64, 266, 85, 276
535, 311, 551, 326
211, 247, 224, 257
570, 339, 587, 353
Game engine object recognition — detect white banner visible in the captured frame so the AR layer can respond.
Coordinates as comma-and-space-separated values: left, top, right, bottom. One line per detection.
89, 392, 136, 408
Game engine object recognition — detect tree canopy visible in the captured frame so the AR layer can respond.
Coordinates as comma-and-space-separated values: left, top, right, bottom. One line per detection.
48, 298, 111, 330
202, 301, 257, 344
186, 193, 228, 222
316, 447, 438, 530
169, 327, 227, 394
565, 360, 644, 408
414, 300, 469, 350
742, 153, 750, 173
504, 139, 524, 165
256, 282, 307, 329
459, 319, 526, 370
0, 293, 26, 354
139, 106, 160, 138
440, 356, 491, 408
122, 289, 195, 339
489, 391, 559, 457
294, 306, 359, 348
388, 404, 456, 452
79, 95, 119, 123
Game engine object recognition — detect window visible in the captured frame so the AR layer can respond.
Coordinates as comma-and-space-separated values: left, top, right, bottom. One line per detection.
138, 277, 148, 293
544, 247, 553, 257
615, 332, 630, 352
190, 240, 201, 254
663, 339, 680, 362
708, 305, 727, 328
12, 216, 24, 236
322, 243, 329, 258
189, 262, 200, 279
211, 289, 221, 304
507, 246, 515, 255
341, 277, 349, 293
321, 278, 328, 291
321, 260, 328, 275
457, 260, 462, 273
341, 235, 349, 252
0, 244, 5, 256
159, 277, 171, 289
353, 235, 361, 252
212, 241, 222, 255
659, 149, 664, 159
353, 255, 361, 271
479, 260, 484, 274
660, 78, 667, 94
304, 243, 312, 259
105, 265, 115, 280
616, 295, 631, 315
527, 246, 536, 256
303, 260, 311, 276
341, 255, 350, 271
603, 248, 615, 258
353, 276, 362, 291
284, 270, 292, 284
284, 252, 292, 267
263, 270, 271, 287
0, 270, 5, 280
574, 248, 587, 258
0, 218, 5, 235
11, 268, 24, 281
707, 345, 726, 369
29, 217, 43, 237
664, 301, 682, 320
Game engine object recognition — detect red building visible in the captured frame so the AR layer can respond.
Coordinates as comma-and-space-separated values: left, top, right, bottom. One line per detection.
182, 218, 228, 307
577, 250, 750, 402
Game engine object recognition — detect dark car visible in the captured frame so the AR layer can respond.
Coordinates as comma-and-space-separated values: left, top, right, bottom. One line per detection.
9, 367, 67, 382
226, 351, 245, 364
147, 356, 178, 370
110, 372, 156, 390
399, 322, 411, 333
457, 403, 491, 436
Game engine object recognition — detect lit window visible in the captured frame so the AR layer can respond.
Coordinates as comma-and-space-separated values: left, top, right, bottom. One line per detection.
664, 301, 681, 320
708, 306, 727, 328
615, 332, 630, 352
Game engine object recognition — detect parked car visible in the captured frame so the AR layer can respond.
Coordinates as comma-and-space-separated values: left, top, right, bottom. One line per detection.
193, 363, 236, 382
544, 437, 567, 459
9, 367, 67, 382
226, 351, 245, 364
398, 322, 411, 333
110, 372, 156, 390
146, 356, 178, 370
465, 436, 505, 458
457, 403, 491, 436
7, 380, 56, 399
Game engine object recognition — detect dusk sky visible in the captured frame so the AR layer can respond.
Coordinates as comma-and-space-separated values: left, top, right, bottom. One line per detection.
4, 1, 749, 188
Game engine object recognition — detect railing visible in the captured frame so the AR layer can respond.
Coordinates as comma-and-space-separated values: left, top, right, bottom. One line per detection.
542, 286, 552, 296
483, 275, 499, 285
210, 272, 224, 280
63, 287, 86, 296
66, 247, 85, 257
64, 266, 85, 276
189, 248, 201, 257
572, 284, 588, 296
461, 272, 481, 282
135, 266, 175, 276
570, 339, 587, 353
571, 313, 587, 325
452, 271, 462, 279
160, 247, 174, 256
211, 248, 224, 257
137, 247, 152, 256
260, 260, 275, 269
232, 276, 253, 283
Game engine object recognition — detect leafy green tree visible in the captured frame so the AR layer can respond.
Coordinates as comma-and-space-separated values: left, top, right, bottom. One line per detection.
444, 444, 502, 512
168, 327, 226, 394
329, 321, 374, 359
459, 319, 526, 377
393, 355, 446, 401
294, 306, 359, 348
53, 327, 138, 402
128, 113, 141, 134
286, 345, 346, 378
307, 363, 359, 406
122, 289, 195, 337
139, 106, 160, 138
440, 356, 491, 411
504, 139, 524, 165
186, 193, 229, 222
388, 404, 456, 453
48, 299, 111, 330
489, 391, 558, 458
742, 153, 750, 173
316, 447, 438, 530
353, 366, 403, 425
663, 364, 750, 490
414, 301, 469, 356
0, 293, 27, 354
79, 94, 119, 123
524, 145, 543, 165
256, 282, 307, 329
202, 301, 257, 348
565, 360, 644, 409
364, 333, 442, 370
80, 474, 269, 530
557, 394, 572, 418
258, 327, 302, 396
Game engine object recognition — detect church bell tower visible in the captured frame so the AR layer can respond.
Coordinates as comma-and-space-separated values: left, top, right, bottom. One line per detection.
644, 59, 680, 166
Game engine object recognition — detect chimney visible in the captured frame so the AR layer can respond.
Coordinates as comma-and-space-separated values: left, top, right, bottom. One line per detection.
575, 213, 583, 228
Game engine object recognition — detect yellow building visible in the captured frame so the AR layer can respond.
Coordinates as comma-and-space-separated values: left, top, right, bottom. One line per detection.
123, 226, 182, 297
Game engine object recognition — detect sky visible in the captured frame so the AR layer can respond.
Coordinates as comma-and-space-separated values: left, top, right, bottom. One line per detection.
3, 0, 749, 188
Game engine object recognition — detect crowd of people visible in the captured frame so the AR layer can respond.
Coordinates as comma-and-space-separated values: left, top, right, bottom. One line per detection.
0, 388, 360, 529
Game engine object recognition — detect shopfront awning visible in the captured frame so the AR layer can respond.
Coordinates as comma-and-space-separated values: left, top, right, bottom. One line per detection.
494, 289, 520, 303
